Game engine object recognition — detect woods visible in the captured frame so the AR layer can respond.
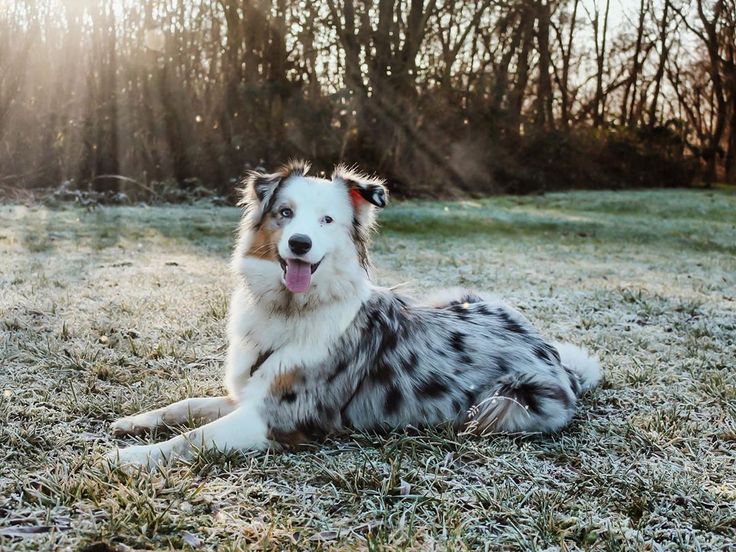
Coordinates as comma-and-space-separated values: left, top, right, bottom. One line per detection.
1, 0, 735, 199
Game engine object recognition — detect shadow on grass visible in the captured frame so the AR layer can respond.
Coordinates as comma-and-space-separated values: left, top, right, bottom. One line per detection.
380, 200, 736, 255
509, 188, 736, 222
8, 188, 736, 258
13, 205, 241, 257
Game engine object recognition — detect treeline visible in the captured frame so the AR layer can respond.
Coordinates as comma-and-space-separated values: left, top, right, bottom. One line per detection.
1, 0, 735, 200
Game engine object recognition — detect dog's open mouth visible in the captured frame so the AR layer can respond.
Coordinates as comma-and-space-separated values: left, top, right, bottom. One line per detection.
278, 257, 322, 293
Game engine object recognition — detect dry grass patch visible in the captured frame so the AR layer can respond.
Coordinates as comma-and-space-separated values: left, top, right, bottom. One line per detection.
1, 190, 734, 550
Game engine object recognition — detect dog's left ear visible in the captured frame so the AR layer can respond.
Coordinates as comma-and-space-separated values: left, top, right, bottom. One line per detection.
333, 165, 389, 225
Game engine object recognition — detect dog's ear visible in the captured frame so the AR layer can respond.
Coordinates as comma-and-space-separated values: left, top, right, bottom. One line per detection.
239, 160, 311, 213
333, 165, 388, 271
333, 165, 389, 225
239, 170, 280, 209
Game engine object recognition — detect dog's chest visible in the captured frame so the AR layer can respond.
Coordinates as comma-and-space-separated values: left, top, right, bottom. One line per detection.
239, 296, 364, 358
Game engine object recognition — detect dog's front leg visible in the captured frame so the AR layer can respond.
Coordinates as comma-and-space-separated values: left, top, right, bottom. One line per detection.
111, 396, 237, 436
108, 402, 269, 469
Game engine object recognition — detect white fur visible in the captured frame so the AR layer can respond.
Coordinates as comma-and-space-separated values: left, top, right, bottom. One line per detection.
110, 397, 235, 436
108, 374, 272, 469
553, 342, 602, 392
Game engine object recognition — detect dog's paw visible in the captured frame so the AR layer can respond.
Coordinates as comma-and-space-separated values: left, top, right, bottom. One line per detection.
110, 413, 161, 436
105, 444, 165, 471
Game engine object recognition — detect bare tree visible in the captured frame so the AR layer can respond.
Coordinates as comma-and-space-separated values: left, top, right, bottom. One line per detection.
0, 0, 725, 195
552, 0, 580, 128
589, 0, 611, 127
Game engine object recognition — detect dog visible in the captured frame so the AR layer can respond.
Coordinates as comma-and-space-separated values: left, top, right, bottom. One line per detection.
108, 160, 601, 468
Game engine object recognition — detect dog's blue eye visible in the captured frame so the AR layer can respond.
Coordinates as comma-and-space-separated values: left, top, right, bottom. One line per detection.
280, 208, 293, 218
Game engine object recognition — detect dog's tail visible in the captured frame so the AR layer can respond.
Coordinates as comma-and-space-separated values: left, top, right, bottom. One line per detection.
553, 342, 602, 394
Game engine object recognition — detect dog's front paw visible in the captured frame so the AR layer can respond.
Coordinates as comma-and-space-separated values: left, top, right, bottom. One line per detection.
111, 413, 161, 436
105, 444, 165, 471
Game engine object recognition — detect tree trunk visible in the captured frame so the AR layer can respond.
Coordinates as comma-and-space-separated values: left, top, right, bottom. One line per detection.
559, 0, 579, 128
490, 11, 524, 117
535, 0, 554, 129
725, 93, 736, 184
592, 0, 611, 127
508, 2, 534, 137
622, 0, 645, 126
647, 1, 670, 128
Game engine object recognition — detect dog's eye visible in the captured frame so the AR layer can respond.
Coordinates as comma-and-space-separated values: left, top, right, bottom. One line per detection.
322, 215, 334, 224
279, 207, 293, 218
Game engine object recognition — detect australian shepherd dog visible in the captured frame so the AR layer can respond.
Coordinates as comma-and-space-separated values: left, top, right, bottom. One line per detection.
108, 161, 601, 468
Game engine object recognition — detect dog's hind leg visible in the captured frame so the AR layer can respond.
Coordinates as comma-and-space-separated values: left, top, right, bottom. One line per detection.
111, 396, 236, 436
465, 374, 577, 435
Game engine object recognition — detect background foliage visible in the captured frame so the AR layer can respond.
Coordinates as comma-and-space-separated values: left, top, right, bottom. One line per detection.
1, 0, 734, 199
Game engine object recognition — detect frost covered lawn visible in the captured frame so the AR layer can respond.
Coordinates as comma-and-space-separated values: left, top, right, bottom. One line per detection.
1, 189, 734, 550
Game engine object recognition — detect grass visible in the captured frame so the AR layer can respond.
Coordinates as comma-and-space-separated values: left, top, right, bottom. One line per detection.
1, 189, 735, 550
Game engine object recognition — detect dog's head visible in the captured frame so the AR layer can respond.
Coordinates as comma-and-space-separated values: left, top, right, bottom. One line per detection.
233, 160, 388, 305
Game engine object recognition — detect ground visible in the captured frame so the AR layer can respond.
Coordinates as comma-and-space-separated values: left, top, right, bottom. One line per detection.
0, 189, 734, 551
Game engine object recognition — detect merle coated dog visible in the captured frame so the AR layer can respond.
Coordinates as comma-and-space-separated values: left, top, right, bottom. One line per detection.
108, 161, 601, 468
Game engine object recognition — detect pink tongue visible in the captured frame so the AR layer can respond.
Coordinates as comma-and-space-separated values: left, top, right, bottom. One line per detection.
284, 259, 312, 293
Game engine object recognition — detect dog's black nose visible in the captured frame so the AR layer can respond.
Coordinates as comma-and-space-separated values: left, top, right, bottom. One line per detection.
288, 234, 312, 255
